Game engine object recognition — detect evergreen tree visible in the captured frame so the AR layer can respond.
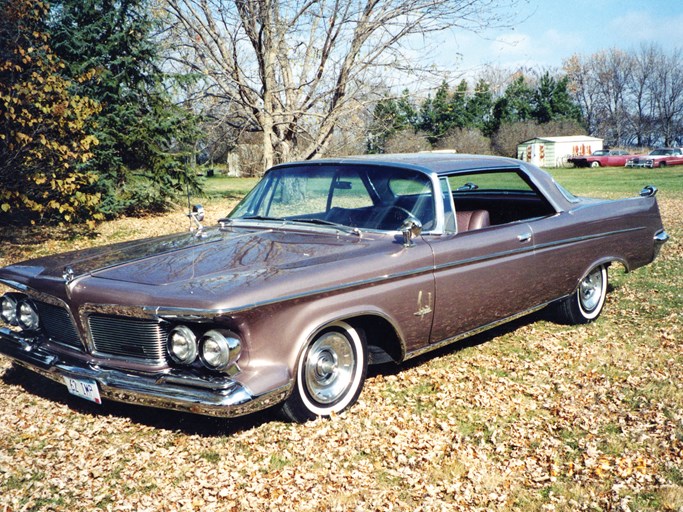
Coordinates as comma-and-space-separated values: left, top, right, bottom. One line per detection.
48, 0, 200, 216
448, 80, 470, 129
466, 79, 494, 136
367, 90, 418, 154
532, 72, 582, 124
491, 75, 535, 131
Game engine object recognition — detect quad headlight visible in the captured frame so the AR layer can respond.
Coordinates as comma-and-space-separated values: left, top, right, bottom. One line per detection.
1, 294, 40, 331
1, 294, 19, 326
199, 330, 241, 371
17, 299, 39, 330
167, 325, 198, 364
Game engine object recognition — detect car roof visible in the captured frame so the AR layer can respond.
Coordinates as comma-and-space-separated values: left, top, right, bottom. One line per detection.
275, 153, 526, 175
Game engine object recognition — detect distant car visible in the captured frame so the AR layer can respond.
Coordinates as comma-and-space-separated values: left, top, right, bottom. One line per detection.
626, 148, 683, 168
0, 154, 669, 422
569, 149, 631, 168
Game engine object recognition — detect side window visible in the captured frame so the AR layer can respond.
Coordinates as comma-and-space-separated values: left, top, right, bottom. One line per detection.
448, 172, 534, 193
387, 176, 435, 230
447, 169, 556, 229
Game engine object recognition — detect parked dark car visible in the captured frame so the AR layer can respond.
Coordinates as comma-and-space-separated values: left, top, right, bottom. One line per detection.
569, 149, 631, 168
0, 154, 669, 422
626, 148, 683, 168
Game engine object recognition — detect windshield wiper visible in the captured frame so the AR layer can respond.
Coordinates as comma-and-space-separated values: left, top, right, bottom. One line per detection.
240, 215, 285, 221
288, 218, 362, 236
223, 215, 361, 236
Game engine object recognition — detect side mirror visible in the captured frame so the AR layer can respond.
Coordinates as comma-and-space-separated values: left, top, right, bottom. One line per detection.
401, 218, 422, 247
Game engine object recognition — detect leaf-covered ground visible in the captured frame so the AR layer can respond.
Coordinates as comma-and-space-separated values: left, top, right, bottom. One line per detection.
0, 193, 681, 511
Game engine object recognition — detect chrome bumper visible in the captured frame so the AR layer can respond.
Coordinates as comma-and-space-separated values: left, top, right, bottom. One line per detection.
654, 229, 670, 258
0, 327, 291, 418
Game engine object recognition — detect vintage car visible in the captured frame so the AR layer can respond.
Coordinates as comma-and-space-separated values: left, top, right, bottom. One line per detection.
569, 149, 631, 168
0, 154, 669, 422
625, 148, 683, 168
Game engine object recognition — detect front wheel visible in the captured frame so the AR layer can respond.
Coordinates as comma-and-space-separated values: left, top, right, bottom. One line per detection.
553, 265, 608, 324
590, 161, 601, 168
281, 322, 367, 422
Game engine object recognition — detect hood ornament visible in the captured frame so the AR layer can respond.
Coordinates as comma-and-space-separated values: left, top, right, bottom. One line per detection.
63, 266, 75, 284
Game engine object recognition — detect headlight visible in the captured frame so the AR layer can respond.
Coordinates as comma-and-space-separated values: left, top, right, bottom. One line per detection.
167, 325, 198, 364
199, 330, 241, 371
1, 294, 19, 325
17, 299, 39, 330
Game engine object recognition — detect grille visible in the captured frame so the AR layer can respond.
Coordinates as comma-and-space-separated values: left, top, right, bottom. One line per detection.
88, 315, 169, 362
36, 302, 82, 349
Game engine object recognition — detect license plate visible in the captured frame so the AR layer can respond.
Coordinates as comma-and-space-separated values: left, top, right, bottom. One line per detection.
63, 376, 102, 404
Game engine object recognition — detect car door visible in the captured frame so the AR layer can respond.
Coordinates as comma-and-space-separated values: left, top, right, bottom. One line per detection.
424, 170, 561, 344
427, 221, 538, 343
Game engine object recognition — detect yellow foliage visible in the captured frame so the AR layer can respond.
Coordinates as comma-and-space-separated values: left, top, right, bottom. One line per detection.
0, 0, 103, 226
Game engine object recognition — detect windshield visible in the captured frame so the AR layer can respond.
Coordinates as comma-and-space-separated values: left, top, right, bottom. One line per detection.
228, 164, 435, 232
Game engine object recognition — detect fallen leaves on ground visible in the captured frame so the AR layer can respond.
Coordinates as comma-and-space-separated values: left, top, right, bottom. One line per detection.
0, 199, 681, 511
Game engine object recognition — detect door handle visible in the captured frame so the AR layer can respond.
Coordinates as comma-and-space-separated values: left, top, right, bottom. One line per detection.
517, 232, 532, 243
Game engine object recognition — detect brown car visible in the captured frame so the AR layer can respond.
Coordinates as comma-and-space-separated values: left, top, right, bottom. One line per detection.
0, 154, 669, 422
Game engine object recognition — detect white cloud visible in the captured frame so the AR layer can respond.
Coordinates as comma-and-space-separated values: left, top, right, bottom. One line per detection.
609, 11, 683, 47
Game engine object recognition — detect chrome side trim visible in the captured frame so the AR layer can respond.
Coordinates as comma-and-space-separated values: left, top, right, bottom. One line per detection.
148, 264, 437, 319
0, 278, 29, 291
0, 327, 291, 418
532, 227, 644, 253
404, 300, 553, 360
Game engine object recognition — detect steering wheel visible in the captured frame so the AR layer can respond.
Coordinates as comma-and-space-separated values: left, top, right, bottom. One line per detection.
375, 205, 414, 230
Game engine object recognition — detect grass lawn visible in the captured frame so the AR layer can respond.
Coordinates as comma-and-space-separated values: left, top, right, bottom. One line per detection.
0, 164, 681, 511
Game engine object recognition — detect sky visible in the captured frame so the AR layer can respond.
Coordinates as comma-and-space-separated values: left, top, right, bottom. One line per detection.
432, 0, 683, 78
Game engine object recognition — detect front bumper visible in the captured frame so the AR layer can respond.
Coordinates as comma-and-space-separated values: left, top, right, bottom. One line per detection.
0, 327, 292, 418
626, 160, 653, 168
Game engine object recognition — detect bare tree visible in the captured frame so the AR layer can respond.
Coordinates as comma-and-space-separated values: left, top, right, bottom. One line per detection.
626, 44, 658, 147
652, 47, 683, 147
384, 129, 431, 153
162, 0, 521, 171
436, 127, 492, 154
563, 54, 601, 135
566, 45, 683, 148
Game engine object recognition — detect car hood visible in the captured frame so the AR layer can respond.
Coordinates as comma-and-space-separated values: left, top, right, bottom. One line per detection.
0, 225, 423, 311
1, 226, 376, 286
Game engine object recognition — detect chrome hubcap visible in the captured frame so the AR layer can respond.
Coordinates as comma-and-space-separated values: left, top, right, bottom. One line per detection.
579, 268, 603, 312
304, 332, 355, 404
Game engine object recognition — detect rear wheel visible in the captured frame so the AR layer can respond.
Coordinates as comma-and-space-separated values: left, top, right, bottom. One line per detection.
281, 322, 367, 422
554, 265, 608, 324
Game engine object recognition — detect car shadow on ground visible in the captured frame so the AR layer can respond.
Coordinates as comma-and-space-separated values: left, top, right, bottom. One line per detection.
0, 364, 280, 436
367, 310, 548, 379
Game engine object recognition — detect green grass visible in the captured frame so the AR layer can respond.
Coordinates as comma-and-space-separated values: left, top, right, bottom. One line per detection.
545, 165, 683, 199
200, 174, 260, 202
